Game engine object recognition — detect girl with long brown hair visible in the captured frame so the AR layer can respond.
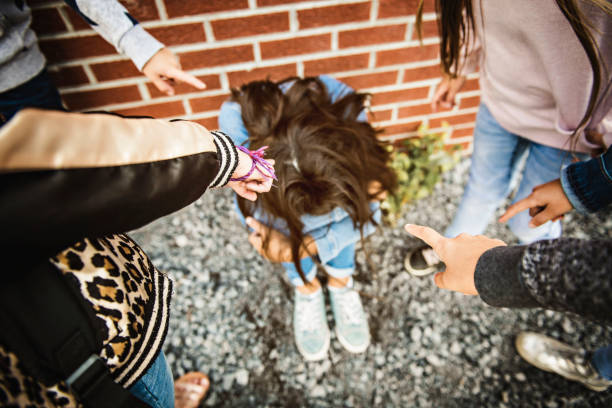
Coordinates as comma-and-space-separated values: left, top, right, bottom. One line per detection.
406, 0, 612, 276
408, 0, 612, 392
219, 75, 396, 361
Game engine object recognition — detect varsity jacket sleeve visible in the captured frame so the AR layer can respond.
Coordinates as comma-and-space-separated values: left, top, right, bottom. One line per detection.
0, 109, 238, 261
560, 147, 612, 214
66, 0, 164, 70
474, 238, 612, 324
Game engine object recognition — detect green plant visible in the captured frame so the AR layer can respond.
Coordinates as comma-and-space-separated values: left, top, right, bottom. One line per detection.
381, 122, 462, 225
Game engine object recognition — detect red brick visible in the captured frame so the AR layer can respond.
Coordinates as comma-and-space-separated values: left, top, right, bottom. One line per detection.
339, 24, 406, 48
147, 75, 221, 98
381, 121, 421, 135
430, 112, 477, 128
258, 0, 325, 5
304, 54, 369, 77
451, 127, 474, 139
114, 101, 185, 118
49, 66, 90, 88
377, 44, 439, 67
461, 78, 480, 92
338, 71, 398, 89
413, 20, 438, 40
298, 3, 370, 29
403, 65, 442, 82
62, 86, 141, 110
179, 45, 254, 70
459, 95, 480, 109
31, 8, 67, 35
40, 36, 116, 63
371, 87, 429, 106
261, 34, 331, 60
398, 103, 431, 118
368, 109, 392, 122
65, 0, 159, 30
228, 64, 297, 87
378, 0, 435, 19
211, 12, 289, 40
148, 23, 206, 46
91, 60, 141, 82
190, 94, 231, 113
193, 116, 220, 130
444, 141, 471, 152
165, 0, 248, 18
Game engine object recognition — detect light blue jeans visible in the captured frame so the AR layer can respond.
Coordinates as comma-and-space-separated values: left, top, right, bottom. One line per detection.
445, 104, 588, 243
284, 242, 356, 286
129, 351, 174, 408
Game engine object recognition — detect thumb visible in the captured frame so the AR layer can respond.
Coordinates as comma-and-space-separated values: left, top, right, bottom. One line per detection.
404, 224, 444, 252
433, 271, 447, 290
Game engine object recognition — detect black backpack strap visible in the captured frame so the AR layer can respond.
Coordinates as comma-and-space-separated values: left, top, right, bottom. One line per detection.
0, 259, 152, 408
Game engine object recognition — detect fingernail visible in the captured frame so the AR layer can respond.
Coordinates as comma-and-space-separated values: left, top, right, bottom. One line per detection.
404, 224, 414, 232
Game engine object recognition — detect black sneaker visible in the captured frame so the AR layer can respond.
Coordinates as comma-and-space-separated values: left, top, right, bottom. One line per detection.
404, 245, 442, 276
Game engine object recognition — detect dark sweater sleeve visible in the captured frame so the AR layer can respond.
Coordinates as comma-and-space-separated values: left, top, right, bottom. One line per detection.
561, 147, 612, 214
0, 109, 237, 262
475, 238, 612, 324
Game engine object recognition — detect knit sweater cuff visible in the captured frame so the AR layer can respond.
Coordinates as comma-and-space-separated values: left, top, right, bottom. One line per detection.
474, 245, 539, 308
209, 131, 239, 188
119, 25, 164, 71
560, 148, 612, 214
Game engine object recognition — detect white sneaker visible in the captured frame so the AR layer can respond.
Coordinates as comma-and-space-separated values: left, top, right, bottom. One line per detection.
293, 288, 330, 361
328, 280, 370, 353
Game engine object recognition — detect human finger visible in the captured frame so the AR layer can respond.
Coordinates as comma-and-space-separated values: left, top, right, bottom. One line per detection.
151, 76, 174, 96
165, 67, 206, 90
529, 207, 556, 228
247, 231, 264, 254
499, 196, 537, 223
404, 224, 445, 252
246, 217, 269, 237
245, 178, 272, 193
433, 271, 447, 290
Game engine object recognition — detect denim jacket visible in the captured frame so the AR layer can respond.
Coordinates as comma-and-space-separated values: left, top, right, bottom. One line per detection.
219, 75, 379, 264
561, 147, 612, 214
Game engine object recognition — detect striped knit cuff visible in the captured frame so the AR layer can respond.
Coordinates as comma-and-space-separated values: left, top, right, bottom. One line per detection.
209, 130, 239, 188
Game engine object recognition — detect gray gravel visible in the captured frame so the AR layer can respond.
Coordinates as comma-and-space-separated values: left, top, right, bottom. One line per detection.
131, 158, 612, 407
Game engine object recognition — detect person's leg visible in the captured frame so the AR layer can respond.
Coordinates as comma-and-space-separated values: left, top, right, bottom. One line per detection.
324, 243, 370, 353
129, 352, 175, 408
406, 103, 527, 276
286, 257, 331, 361
0, 68, 65, 126
507, 143, 589, 243
444, 103, 528, 238
591, 345, 612, 381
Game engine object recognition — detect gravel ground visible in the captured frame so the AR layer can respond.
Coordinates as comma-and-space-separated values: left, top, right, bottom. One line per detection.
131, 158, 612, 407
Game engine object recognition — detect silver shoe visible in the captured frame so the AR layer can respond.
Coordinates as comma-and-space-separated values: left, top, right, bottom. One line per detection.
516, 332, 612, 392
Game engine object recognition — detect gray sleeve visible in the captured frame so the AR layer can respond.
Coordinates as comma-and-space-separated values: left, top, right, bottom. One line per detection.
71, 0, 164, 70
475, 238, 612, 324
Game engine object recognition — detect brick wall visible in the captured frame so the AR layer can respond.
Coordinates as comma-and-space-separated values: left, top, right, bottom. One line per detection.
30, 0, 479, 149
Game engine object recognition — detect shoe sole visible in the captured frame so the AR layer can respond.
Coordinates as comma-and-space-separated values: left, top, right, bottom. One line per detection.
296, 331, 330, 362
403, 252, 437, 277
515, 333, 609, 392
335, 327, 369, 354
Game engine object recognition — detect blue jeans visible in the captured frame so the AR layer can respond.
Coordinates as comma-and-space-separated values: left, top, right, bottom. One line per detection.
445, 104, 588, 243
0, 68, 65, 126
129, 351, 174, 408
284, 242, 356, 286
592, 345, 612, 380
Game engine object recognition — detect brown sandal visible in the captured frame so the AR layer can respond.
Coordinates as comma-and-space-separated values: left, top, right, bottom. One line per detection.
174, 372, 210, 408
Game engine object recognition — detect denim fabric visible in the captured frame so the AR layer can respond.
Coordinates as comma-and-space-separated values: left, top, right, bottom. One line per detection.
592, 345, 612, 381
221, 75, 377, 286
129, 351, 174, 408
445, 104, 588, 244
561, 147, 612, 214
0, 68, 64, 126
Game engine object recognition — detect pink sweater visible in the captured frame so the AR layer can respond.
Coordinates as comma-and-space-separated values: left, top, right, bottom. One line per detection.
460, 0, 612, 153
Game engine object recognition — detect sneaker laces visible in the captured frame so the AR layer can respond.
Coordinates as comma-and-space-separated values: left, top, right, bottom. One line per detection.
421, 247, 441, 266
296, 295, 324, 333
336, 290, 364, 325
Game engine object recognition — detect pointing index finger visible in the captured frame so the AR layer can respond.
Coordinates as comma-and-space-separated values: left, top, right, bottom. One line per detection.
499, 196, 535, 223
404, 224, 445, 252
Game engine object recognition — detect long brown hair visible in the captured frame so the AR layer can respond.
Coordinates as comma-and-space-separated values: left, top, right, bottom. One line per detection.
232, 77, 397, 282
416, 0, 611, 147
